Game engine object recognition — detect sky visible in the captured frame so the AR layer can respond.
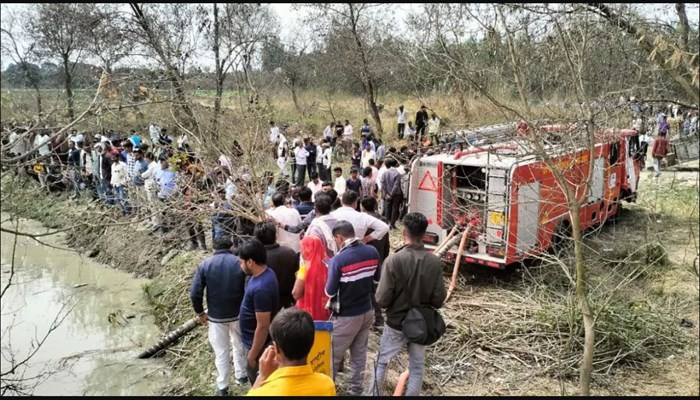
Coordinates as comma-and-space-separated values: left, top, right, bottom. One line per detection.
1, 3, 698, 71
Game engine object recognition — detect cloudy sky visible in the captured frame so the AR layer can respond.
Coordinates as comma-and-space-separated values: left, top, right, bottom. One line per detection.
1, 3, 697, 71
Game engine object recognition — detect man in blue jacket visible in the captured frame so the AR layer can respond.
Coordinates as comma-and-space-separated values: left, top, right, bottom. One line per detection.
190, 236, 248, 396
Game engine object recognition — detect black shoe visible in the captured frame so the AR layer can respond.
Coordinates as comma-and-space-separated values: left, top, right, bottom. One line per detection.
217, 387, 229, 396
236, 377, 248, 386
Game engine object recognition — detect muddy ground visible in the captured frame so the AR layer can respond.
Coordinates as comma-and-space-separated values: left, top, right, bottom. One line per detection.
2, 164, 697, 396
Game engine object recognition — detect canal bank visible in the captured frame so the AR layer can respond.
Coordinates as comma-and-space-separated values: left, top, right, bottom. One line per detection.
0, 215, 173, 396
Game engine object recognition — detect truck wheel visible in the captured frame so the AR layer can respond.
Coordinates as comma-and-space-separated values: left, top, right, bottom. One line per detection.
550, 220, 573, 257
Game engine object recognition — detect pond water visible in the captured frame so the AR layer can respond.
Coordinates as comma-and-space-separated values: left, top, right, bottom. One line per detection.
0, 215, 172, 396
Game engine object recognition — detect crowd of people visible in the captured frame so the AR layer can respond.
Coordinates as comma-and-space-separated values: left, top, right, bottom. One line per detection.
2, 116, 445, 396
191, 209, 446, 396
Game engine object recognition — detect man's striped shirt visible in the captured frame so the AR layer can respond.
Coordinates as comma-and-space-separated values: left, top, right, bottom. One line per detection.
325, 240, 380, 317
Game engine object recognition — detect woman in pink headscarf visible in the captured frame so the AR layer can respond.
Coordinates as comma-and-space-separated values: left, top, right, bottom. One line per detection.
293, 235, 331, 321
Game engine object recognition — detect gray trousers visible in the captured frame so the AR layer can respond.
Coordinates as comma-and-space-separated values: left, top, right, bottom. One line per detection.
331, 309, 374, 395
364, 324, 426, 396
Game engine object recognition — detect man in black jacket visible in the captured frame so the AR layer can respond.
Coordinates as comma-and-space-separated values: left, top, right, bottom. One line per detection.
190, 236, 248, 395
254, 221, 299, 309
366, 212, 446, 396
94, 143, 113, 205
415, 105, 429, 141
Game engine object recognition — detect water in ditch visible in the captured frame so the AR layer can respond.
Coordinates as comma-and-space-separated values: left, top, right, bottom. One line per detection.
0, 215, 172, 396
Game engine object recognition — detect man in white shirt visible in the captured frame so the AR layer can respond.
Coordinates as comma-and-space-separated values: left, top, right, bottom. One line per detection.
149, 123, 161, 145
361, 143, 376, 169
307, 172, 323, 202
277, 133, 289, 177
315, 141, 324, 180
333, 167, 347, 196
110, 152, 130, 214
265, 193, 302, 253
34, 131, 51, 157
269, 120, 281, 160
331, 190, 390, 244
321, 142, 332, 182
343, 120, 354, 138
376, 161, 388, 215
396, 105, 408, 139
323, 122, 334, 141
293, 140, 309, 187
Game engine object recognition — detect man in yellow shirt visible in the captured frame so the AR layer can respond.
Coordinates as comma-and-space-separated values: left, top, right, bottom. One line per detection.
247, 308, 336, 396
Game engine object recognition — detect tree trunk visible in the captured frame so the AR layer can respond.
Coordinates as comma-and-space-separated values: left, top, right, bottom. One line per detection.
34, 87, 42, 117
498, 6, 531, 115
168, 66, 200, 137
62, 55, 75, 120
675, 3, 689, 53
212, 3, 222, 141
290, 84, 303, 117
571, 202, 594, 396
366, 89, 383, 137
348, 4, 383, 137
213, 79, 223, 140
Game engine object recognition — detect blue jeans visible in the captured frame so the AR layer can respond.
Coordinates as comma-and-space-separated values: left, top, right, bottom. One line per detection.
70, 168, 81, 197
98, 178, 114, 205
364, 324, 426, 396
113, 185, 131, 214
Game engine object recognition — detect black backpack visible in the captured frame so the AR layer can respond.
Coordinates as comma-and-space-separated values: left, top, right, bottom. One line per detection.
402, 306, 446, 346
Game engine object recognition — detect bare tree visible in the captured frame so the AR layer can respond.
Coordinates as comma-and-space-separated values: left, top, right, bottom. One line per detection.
204, 3, 277, 139
0, 10, 42, 117
129, 3, 203, 138
586, 3, 699, 105
301, 3, 390, 136
27, 4, 96, 120
86, 4, 131, 75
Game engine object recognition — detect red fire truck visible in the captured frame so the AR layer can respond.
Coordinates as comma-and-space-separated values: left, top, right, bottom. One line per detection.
407, 123, 642, 269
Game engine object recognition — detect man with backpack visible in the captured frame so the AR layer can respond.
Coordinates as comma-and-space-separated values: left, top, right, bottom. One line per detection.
365, 212, 446, 396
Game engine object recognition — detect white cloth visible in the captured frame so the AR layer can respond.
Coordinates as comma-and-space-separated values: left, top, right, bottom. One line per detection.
334, 176, 347, 196
142, 161, 159, 198
224, 178, 236, 202
70, 133, 85, 143
208, 320, 247, 389
277, 136, 289, 158
269, 126, 280, 143
219, 154, 232, 170
397, 109, 408, 123
307, 180, 323, 201
110, 161, 129, 187
323, 125, 333, 139
361, 150, 376, 169
343, 124, 353, 137
307, 214, 338, 255
428, 118, 440, 134
370, 166, 378, 182
35, 134, 51, 156
404, 125, 416, 138
266, 206, 302, 253
149, 124, 160, 143
80, 149, 93, 174
315, 145, 323, 164
294, 146, 309, 166
322, 147, 332, 168
277, 157, 288, 176
377, 165, 387, 194
331, 206, 389, 241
